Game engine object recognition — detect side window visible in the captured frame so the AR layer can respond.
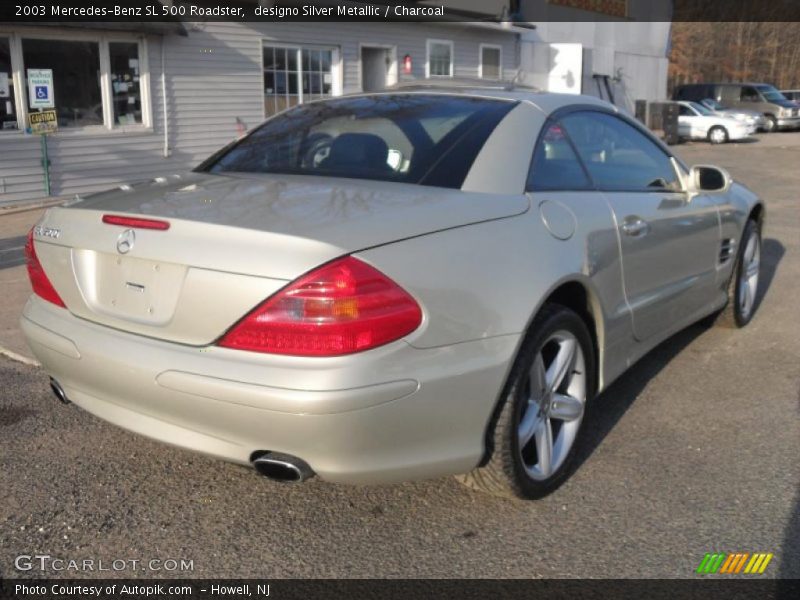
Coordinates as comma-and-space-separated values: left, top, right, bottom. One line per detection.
719, 86, 737, 103
560, 111, 681, 192
741, 86, 760, 102
678, 105, 694, 116
527, 122, 591, 191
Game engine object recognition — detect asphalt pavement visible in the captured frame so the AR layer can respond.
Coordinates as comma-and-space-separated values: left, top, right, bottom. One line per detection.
0, 134, 798, 580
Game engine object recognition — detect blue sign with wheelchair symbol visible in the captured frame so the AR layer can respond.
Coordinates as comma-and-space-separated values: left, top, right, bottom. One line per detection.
27, 69, 54, 108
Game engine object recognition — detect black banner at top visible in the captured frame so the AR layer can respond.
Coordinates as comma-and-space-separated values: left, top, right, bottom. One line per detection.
4, 0, 800, 24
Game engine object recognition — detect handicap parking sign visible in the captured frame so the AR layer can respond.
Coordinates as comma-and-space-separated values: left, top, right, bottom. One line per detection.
27, 69, 54, 109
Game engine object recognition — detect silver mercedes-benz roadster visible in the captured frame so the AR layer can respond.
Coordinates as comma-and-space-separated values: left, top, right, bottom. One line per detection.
21, 84, 764, 499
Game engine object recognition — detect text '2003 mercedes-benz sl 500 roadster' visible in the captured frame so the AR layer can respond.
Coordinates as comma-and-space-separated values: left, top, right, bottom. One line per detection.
21, 85, 764, 499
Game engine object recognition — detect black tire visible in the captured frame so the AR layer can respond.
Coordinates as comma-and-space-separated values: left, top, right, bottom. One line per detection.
455, 304, 596, 500
715, 219, 762, 328
765, 115, 777, 133
708, 125, 728, 145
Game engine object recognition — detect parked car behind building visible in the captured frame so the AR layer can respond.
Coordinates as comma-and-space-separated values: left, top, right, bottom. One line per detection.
673, 82, 800, 132
698, 98, 768, 132
676, 101, 754, 144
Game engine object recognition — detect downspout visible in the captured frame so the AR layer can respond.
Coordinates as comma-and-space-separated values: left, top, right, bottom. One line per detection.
161, 37, 169, 158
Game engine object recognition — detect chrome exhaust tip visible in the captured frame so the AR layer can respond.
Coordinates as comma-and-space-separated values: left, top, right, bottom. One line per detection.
49, 378, 70, 404
252, 452, 315, 483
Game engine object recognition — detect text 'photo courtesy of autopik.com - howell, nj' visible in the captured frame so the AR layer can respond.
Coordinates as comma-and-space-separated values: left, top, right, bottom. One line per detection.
0, 1, 799, 599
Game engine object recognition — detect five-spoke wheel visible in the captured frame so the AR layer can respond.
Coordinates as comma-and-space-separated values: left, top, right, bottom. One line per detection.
715, 218, 762, 328
456, 304, 595, 499
518, 332, 587, 481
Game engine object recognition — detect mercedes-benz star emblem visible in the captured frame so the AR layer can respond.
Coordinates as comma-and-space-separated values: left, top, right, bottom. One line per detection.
116, 229, 136, 254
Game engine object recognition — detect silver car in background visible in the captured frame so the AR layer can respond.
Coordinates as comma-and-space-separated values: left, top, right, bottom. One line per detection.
699, 98, 769, 132
21, 86, 764, 500
677, 100, 755, 143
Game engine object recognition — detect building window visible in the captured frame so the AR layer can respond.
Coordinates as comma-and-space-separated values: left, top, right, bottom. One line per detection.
0, 37, 17, 130
426, 39, 453, 78
303, 48, 332, 102
0, 34, 150, 134
109, 42, 142, 126
22, 38, 103, 128
480, 44, 502, 80
263, 45, 336, 118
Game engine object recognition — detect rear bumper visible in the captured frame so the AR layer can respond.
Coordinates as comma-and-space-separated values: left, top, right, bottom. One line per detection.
21, 296, 519, 484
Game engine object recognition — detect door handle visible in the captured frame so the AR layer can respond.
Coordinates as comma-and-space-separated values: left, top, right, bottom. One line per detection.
621, 216, 650, 237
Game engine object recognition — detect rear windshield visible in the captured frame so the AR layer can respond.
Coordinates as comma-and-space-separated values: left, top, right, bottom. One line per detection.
702, 98, 723, 110
198, 94, 516, 189
689, 101, 712, 115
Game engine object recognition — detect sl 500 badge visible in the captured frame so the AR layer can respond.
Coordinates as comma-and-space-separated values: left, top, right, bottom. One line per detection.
33, 225, 60, 239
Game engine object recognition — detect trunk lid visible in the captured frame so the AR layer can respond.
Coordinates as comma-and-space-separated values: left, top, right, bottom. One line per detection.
34, 173, 528, 345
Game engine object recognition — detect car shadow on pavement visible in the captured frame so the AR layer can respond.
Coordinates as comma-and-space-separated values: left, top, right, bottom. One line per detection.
779, 326, 800, 582
779, 484, 800, 580
573, 319, 711, 473
572, 237, 785, 474
753, 238, 784, 317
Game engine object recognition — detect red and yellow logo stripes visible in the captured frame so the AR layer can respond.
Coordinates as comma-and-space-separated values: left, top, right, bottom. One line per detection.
696, 552, 774, 574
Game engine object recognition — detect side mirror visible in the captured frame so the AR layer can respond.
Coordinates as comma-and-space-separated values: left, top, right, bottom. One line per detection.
690, 165, 731, 193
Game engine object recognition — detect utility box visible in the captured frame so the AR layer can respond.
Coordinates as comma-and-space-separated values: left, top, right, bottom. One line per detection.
635, 100, 680, 145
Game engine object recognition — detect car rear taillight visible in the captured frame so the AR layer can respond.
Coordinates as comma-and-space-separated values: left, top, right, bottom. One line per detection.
218, 257, 422, 356
25, 229, 66, 308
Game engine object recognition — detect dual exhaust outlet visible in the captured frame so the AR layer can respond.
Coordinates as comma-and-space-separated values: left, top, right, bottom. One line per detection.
50, 378, 313, 484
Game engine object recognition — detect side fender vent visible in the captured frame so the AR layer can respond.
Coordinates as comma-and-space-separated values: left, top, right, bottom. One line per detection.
719, 238, 736, 264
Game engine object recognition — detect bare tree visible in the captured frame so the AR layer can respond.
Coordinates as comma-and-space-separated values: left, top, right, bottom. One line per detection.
669, 21, 800, 93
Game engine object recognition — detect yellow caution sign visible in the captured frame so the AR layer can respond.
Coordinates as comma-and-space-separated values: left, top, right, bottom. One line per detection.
29, 110, 58, 135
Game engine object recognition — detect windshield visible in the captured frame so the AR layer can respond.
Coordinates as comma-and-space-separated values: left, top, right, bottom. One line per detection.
198, 94, 516, 189
756, 85, 788, 102
702, 98, 723, 110
689, 102, 713, 116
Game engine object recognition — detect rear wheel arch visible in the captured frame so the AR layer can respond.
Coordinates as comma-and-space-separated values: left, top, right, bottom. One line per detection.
477, 278, 605, 468
543, 281, 603, 381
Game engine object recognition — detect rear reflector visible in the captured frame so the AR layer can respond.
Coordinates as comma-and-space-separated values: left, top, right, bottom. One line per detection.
218, 256, 422, 356
25, 229, 66, 308
102, 215, 170, 230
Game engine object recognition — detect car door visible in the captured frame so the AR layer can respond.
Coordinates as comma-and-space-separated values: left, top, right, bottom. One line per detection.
559, 110, 720, 342
739, 84, 766, 112
678, 103, 705, 139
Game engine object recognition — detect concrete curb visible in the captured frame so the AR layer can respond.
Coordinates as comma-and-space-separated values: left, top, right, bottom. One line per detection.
0, 345, 40, 367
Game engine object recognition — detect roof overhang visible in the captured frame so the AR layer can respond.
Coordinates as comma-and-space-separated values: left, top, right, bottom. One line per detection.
16, 21, 188, 36
445, 21, 535, 35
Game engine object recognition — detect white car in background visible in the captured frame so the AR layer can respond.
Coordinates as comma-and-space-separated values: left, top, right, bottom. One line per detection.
699, 98, 769, 132
677, 101, 755, 144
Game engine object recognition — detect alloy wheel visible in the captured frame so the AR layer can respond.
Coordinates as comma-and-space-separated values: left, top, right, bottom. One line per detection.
738, 229, 761, 319
710, 128, 727, 144
518, 331, 587, 481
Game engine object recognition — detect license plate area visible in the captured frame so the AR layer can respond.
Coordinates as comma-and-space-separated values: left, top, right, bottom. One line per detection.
72, 249, 187, 325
